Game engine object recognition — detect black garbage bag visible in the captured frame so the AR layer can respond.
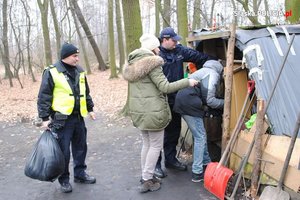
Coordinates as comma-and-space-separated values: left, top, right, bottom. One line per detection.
24, 130, 65, 182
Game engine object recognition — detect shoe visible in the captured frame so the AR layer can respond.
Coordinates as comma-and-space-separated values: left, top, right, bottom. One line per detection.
191, 172, 204, 183
139, 179, 161, 193
165, 160, 187, 171
154, 167, 167, 178
152, 176, 162, 184
140, 176, 162, 184
203, 164, 208, 174
60, 182, 72, 193
74, 174, 96, 184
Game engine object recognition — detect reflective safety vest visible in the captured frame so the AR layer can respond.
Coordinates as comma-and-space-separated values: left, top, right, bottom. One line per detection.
49, 66, 88, 117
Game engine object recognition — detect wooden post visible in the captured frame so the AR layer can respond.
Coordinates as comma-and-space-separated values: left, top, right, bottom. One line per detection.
250, 99, 265, 198
222, 24, 236, 153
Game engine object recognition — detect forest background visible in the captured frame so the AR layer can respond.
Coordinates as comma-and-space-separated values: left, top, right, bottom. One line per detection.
0, 0, 299, 123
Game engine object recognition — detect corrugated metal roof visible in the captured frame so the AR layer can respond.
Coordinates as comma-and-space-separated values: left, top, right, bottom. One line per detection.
235, 25, 300, 137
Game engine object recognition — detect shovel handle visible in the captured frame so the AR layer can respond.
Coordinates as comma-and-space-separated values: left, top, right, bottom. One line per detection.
217, 87, 254, 168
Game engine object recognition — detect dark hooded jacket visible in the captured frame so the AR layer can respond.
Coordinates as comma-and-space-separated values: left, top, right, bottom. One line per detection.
173, 60, 224, 117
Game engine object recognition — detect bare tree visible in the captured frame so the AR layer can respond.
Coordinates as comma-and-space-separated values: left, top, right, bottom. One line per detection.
2, 0, 13, 87
155, 0, 160, 36
70, 0, 107, 71
192, 0, 201, 30
236, 0, 261, 25
69, 1, 91, 74
121, 0, 143, 116
37, 0, 53, 66
122, 0, 143, 53
9, 1, 24, 88
210, 0, 216, 28
49, 0, 62, 60
108, 0, 117, 78
163, 0, 171, 28
264, 0, 271, 24
177, 0, 188, 46
20, 0, 36, 82
115, 0, 125, 72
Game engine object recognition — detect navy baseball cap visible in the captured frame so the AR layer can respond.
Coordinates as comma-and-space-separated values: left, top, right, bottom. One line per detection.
160, 27, 182, 41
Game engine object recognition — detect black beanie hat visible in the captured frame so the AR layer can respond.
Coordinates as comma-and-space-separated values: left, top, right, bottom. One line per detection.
60, 43, 79, 59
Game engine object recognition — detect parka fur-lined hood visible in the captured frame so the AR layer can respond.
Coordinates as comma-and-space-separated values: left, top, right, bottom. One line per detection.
123, 48, 164, 82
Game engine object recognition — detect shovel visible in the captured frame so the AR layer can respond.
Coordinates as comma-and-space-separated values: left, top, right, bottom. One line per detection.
259, 112, 300, 200
204, 81, 255, 200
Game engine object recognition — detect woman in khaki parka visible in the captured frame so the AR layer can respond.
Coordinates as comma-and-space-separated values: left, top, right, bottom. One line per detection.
122, 34, 198, 193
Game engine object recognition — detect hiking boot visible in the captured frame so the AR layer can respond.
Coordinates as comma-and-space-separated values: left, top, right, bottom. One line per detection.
60, 182, 72, 193
154, 166, 167, 178
139, 179, 161, 193
74, 174, 96, 184
192, 172, 204, 183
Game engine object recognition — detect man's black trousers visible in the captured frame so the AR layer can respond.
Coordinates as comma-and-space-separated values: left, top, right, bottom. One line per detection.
55, 114, 87, 184
157, 104, 182, 166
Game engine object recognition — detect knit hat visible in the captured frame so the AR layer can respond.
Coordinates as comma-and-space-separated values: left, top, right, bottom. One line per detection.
60, 43, 79, 59
139, 34, 160, 51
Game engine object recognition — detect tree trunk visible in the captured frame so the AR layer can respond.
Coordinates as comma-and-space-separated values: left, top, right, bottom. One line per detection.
116, 0, 125, 72
177, 0, 188, 46
155, 0, 160, 36
236, 0, 261, 25
37, 0, 52, 66
264, 0, 270, 24
20, 0, 36, 82
70, 0, 107, 71
2, 0, 13, 87
9, 4, 24, 88
49, 0, 62, 60
192, 0, 201, 30
210, 0, 216, 29
222, 24, 236, 153
108, 0, 118, 78
231, 0, 238, 24
163, 0, 171, 28
122, 0, 142, 53
69, 2, 91, 74
121, 0, 142, 116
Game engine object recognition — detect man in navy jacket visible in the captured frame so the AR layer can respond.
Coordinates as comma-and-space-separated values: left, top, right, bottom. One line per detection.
155, 27, 216, 177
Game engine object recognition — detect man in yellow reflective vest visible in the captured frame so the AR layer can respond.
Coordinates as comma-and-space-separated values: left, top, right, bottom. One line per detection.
37, 43, 96, 193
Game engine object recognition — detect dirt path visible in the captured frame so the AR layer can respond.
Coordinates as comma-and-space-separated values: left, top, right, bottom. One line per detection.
0, 70, 218, 199
0, 114, 217, 200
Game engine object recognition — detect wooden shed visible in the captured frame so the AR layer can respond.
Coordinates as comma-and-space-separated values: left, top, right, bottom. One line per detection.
185, 24, 300, 198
